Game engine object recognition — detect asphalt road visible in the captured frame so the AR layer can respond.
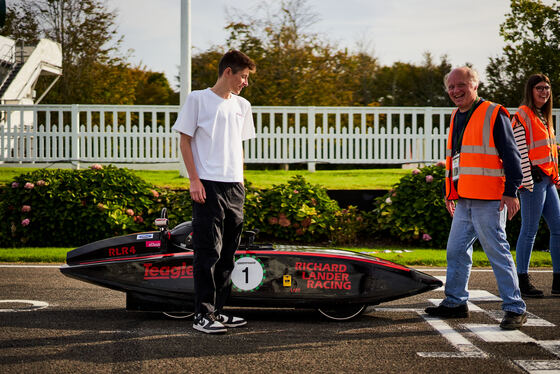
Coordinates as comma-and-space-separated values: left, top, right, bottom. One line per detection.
1, 265, 559, 374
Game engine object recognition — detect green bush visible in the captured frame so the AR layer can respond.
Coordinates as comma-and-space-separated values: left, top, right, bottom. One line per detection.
374, 163, 450, 248
162, 189, 192, 228
244, 175, 340, 242
0, 165, 163, 247
0, 167, 368, 247
372, 162, 554, 251
329, 205, 368, 245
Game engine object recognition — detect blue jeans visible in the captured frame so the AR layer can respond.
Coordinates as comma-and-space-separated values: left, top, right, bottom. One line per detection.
516, 175, 560, 273
443, 198, 526, 314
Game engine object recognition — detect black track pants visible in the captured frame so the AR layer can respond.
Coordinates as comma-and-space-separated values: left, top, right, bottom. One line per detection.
192, 180, 245, 315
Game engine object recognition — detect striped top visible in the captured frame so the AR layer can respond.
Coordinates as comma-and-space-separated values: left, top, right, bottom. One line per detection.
513, 121, 534, 191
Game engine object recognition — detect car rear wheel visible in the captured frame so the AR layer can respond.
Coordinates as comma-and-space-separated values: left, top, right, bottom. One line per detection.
317, 305, 366, 321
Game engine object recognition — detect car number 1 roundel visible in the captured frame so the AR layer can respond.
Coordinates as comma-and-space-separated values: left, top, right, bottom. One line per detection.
231, 255, 266, 291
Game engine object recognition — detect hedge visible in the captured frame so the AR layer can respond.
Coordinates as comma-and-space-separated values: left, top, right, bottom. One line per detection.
0, 166, 364, 247
1, 164, 553, 251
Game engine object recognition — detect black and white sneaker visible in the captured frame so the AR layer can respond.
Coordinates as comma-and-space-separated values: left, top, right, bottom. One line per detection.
193, 313, 227, 334
216, 313, 247, 327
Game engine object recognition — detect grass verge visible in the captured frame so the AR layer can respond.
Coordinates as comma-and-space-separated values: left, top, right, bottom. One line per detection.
0, 167, 408, 190
0, 247, 553, 268
351, 248, 553, 268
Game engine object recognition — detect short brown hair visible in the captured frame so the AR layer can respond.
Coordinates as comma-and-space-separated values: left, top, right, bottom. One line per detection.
218, 50, 256, 77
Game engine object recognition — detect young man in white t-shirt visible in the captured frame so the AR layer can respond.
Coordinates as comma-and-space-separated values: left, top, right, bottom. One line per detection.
172, 50, 256, 334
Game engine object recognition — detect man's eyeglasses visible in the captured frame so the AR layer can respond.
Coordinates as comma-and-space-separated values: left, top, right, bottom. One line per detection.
534, 85, 551, 92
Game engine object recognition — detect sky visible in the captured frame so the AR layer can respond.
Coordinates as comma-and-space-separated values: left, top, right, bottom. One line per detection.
113, 0, 517, 89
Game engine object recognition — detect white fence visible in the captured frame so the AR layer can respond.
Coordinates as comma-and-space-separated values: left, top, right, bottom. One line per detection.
1, 104, 558, 169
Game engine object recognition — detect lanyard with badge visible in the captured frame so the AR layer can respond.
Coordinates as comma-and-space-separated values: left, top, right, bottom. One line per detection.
452, 97, 480, 182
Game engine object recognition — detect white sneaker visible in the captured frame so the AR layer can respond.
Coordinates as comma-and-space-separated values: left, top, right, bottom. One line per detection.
193, 313, 227, 334
216, 313, 247, 327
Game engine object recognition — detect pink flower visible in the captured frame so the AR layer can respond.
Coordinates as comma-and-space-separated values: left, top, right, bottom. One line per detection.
278, 213, 291, 227
385, 197, 392, 205
91, 164, 103, 170
134, 215, 144, 223
150, 189, 159, 198
436, 160, 446, 168
24, 182, 34, 189
412, 169, 421, 175
21, 218, 30, 227
21, 205, 31, 213
36, 180, 46, 186
126, 209, 134, 216
293, 190, 299, 194
422, 233, 432, 241
11, 182, 19, 188
425, 175, 434, 183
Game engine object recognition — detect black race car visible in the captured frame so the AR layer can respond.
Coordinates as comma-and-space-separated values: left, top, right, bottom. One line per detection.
60, 209, 442, 320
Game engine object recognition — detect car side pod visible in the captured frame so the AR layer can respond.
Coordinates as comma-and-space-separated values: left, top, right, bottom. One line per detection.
60, 209, 443, 321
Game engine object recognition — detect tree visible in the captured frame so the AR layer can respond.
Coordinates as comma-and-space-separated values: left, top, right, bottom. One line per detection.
371, 53, 452, 107
191, 50, 223, 92
130, 68, 179, 105
2, 0, 162, 104
485, 0, 560, 106
192, 0, 456, 108
0, 2, 40, 45
217, 0, 381, 106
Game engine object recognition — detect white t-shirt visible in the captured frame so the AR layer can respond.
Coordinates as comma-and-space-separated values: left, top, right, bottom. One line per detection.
172, 88, 256, 183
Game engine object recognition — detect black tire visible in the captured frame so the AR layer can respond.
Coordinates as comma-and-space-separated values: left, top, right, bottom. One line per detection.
317, 305, 366, 321
162, 312, 194, 319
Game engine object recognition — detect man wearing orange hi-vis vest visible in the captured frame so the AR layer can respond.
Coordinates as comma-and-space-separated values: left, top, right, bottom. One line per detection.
425, 67, 528, 330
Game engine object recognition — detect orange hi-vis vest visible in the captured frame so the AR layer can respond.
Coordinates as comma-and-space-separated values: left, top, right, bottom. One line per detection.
445, 101, 507, 200
513, 105, 559, 184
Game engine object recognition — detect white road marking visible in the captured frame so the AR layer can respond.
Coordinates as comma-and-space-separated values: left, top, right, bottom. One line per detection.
468, 290, 502, 301
417, 314, 487, 358
0, 265, 554, 273
416, 269, 555, 273
0, 299, 49, 312
463, 324, 536, 343
514, 360, 560, 373
539, 341, 560, 358
514, 341, 560, 373
433, 275, 445, 291
372, 307, 423, 313
427, 290, 502, 303
484, 310, 555, 327
427, 298, 484, 312
0, 264, 61, 268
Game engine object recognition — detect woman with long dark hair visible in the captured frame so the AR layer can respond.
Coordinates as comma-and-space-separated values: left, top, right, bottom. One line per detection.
513, 73, 560, 297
